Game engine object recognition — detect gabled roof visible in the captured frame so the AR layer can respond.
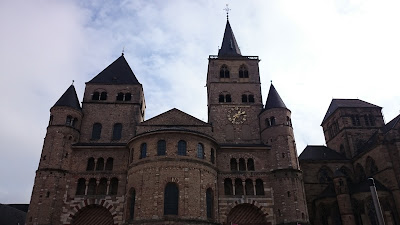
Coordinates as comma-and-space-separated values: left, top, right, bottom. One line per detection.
140, 108, 209, 126
322, 99, 381, 124
264, 84, 287, 110
299, 145, 347, 161
218, 20, 242, 57
382, 114, 400, 134
87, 54, 140, 85
52, 85, 81, 110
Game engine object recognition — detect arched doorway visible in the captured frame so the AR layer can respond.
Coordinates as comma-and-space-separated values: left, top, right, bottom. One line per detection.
226, 203, 270, 225
72, 205, 114, 225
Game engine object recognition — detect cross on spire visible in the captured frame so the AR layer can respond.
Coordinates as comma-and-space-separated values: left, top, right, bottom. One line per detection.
223, 4, 231, 20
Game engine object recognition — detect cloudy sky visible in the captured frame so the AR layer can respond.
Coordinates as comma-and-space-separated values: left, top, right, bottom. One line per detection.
1, 0, 399, 204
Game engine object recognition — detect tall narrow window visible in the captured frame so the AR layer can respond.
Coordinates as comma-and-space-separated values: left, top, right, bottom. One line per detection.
245, 179, 254, 195
109, 177, 118, 195
210, 148, 215, 164
96, 158, 104, 171
91, 123, 102, 140
129, 188, 136, 219
87, 178, 97, 195
239, 158, 246, 171
364, 115, 370, 126
49, 115, 53, 125
164, 182, 179, 215
116, 92, 124, 101
72, 118, 78, 127
219, 94, 225, 103
157, 140, 166, 156
255, 179, 265, 195
224, 178, 233, 195
105, 158, 113, 171
247, 158, 255, 171
230, 158, 238, 171
177, 140, 187, 156
225, 94, 232, 102
239, 65, 249, 78
270, 117, 276, 126
369, 115, 376, 126
235, 178, 244, 195
125, 93, 132, 101
220, 65, 230, 78
92, 92, 100, 100
197, 143, 204, 159
76, 178, 86, 195
66, 116, 72, 126
265, 118, 271, 127
248, 95, 254, 103
140, 143, 147, 159
206, 188, 213, 219
86, 157, 95, 171
242, 94, 248, 103
112, 123, 122, 140
97, 178, 107, 195
100, 92, 107, 100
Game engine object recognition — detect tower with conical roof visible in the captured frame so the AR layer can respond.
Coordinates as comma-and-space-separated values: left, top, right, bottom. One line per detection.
27, 84, 82, 224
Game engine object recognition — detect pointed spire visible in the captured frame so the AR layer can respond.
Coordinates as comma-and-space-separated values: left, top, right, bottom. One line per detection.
87, 54, 140, 85
53, 85, 81, 110
265, 84, 287, 110
218, 19, 242, 57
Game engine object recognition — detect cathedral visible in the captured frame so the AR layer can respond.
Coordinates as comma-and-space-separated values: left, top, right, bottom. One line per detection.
25, 15, 400, 225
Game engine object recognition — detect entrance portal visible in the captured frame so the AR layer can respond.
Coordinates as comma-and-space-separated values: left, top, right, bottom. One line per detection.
226, 203, 270, 225
72, 205, 114, 225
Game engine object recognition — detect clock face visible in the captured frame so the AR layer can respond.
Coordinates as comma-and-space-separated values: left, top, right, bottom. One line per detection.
227, 107, 247, 124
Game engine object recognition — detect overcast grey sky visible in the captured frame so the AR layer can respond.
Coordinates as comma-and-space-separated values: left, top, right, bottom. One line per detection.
0, 0, 399, 204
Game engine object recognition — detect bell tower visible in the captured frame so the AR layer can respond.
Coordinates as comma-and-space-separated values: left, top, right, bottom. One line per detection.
207, 19, 263, 144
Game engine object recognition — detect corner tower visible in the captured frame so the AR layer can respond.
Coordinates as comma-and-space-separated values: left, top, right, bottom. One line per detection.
207, 19, 263, 144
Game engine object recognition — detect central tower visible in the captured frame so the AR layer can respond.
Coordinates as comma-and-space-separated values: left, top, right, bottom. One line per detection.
207, 19, 263, 144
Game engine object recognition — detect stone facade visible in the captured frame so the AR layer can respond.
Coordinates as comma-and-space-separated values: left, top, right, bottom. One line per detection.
26, 20, 309, 225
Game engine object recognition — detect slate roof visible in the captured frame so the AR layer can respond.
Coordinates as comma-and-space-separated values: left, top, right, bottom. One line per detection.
87, 54, 140, 85
264, 84, 287, 110
382, 113, 400, 134
0, 204, 26, 225
140, 108, 209, 126
52, 85, 81, 110
299, 145, 347, 161
218, 20, 242, 57
322, 99, 380, 124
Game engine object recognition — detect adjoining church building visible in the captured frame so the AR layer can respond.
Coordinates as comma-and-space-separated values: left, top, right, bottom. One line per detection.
25, 15, 400, 225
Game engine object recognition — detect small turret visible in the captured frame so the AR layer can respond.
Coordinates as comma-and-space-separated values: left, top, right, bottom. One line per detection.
333, 169, 356, 225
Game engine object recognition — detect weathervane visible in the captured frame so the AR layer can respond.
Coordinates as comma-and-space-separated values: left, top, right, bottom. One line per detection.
122, 46, 125, 56
223, 4, 231, 20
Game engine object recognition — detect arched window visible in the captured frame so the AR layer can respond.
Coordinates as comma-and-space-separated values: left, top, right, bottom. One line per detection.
219, 94, 225, 103
109, 177, 118, 195
245, 179, 254, 195
366, 156, 378, 176
96, 158, 104, 171
100, 91, 107, 100
177, 140, 187, 156
247, 158, 255, 171
66, 115, 72, 126
206, 188, 213, 219
140, 143, 147, 159
92, 92, 100, 100
76, 178, 86, 195
72, 118, 78, 127
220, 65, 230, 78
265, 118, 271, 127
239, 158, 246, 171
86, 157, 95, 171
197, 143, 204, 159
369, 115, 376, 126
235, 178, 244, 195
224, 178, 233, 195
270, 117, 276, 126
286, 116, 292, 126
112, 123, 122, 140
91, 123, 102, 140
239, 65, 249, 78
210, 148, 215, 164
255, 179, 265, 195
355, 163, 366, 183
87, 178, 97, 195
230, 158, 237, 171
287, 191, 291, 197
125, 93, 132, 101
242, 94, 248, 103
116, 92, 124, 101
129, 188, 136, 220
164, 182, 179, 215
248, 95, 254, 103
105, 158, 113, 171
97, 178, 107, 195
157, 140, 166, 156
225, 94, 232, 102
